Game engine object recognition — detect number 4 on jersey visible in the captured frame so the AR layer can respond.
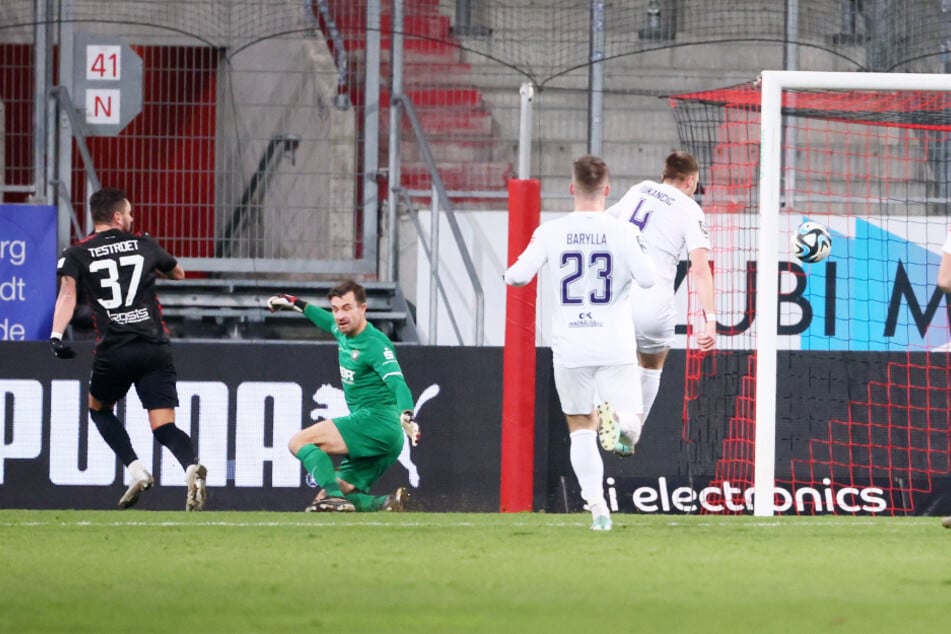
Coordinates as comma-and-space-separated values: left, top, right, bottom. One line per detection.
627, 199, 651, 230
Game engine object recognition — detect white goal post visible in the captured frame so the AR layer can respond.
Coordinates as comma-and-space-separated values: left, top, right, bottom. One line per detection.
754, 70, 951, 516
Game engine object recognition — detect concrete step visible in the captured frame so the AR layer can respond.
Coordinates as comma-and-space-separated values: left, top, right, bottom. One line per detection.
327, 0, 440, 19
348, 45, 463, 68
384, 61, 475, 85
381, 108, 494, 138
333, 13, 451, 40
350, 47, 468, 74
478, 89, 678, 148
399, 139, 494, 163
326, 1, 455, 62
345, 36, 461, 62
458, 51, 762, 93
380, 86, 484, 109
356, 85, 486, 111
401, 161, 513, 191
530, 139, 677, 181
382, 13, 452, 39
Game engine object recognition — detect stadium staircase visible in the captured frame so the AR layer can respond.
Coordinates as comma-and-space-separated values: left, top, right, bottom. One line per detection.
320, 0, 512, 197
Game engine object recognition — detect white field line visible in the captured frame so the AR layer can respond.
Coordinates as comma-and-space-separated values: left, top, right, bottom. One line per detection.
0, 517, 939, 529
2, 519, 574, 528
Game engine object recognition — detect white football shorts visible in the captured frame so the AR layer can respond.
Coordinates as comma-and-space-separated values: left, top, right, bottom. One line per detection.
631, 283, 676, 354
553, 363, 642, 416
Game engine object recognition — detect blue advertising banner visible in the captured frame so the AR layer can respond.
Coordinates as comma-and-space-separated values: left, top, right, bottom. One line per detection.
798, 217, 951, 351
0, 205, 57, 341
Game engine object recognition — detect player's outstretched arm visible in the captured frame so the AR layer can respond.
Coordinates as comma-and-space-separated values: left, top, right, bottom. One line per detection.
268, 293, 338, 332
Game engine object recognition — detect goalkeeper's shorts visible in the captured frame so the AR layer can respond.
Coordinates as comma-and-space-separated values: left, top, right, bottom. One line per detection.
334, 407, 404, 492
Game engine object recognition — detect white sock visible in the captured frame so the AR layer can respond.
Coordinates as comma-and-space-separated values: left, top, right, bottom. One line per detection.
640, 367, 663, 423
127, 459, 149, 481
569, 429, 607, 511
617, 410, 644, 445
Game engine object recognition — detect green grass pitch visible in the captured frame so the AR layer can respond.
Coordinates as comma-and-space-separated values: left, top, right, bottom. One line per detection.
1, 510, 948, 633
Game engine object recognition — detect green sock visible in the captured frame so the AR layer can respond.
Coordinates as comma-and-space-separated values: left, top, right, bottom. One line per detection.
344, 491, 387, 512
296, 445, 343, 497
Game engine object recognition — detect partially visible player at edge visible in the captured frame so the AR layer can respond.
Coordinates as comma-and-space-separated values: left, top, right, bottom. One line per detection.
267, 280, 419, 512
606, 150, 716, 449
50, 187, 207, 511
938, 225, 951, 294
504, 155, 657, 531
937, 226, 951, 529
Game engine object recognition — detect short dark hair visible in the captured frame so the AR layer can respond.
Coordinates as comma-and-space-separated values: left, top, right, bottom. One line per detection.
572, 155, 609, 196
661, 151, 699, 182
89, 188, 128, 224
328, 279, 367, 304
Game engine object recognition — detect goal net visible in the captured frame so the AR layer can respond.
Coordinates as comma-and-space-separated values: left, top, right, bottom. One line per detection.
670, 71, 951, 517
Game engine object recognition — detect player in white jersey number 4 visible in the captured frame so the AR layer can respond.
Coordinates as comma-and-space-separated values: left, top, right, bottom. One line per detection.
606, 151, 716, 440
505, 155, 657, 531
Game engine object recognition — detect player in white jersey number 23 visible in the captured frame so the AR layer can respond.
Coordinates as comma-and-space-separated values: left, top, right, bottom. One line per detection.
505, 155, 657, 531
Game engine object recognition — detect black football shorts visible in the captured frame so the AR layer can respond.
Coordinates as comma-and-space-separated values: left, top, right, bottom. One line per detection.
89, 341, 179, 410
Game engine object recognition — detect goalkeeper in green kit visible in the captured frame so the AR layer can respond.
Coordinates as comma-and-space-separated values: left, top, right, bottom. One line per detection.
267, 280, 420, 512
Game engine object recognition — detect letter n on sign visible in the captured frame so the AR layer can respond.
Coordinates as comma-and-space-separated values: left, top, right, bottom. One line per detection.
85, 89, 121, 125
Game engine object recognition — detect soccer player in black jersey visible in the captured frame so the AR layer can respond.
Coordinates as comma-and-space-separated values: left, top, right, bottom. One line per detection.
50, 188, 207, 511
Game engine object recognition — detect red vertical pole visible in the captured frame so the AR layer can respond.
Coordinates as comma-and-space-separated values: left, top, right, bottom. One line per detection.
500, 178, 541, 512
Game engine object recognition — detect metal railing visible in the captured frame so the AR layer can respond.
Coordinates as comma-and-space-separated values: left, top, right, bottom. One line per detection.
49, 85, 99, 241
310, 0, 351, 111
396, 187, 465, 345
393, 94, 485, 346
216, 134, 300, 258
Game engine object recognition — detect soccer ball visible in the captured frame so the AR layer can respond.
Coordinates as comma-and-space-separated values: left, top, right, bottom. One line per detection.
792, 221, 832, 264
